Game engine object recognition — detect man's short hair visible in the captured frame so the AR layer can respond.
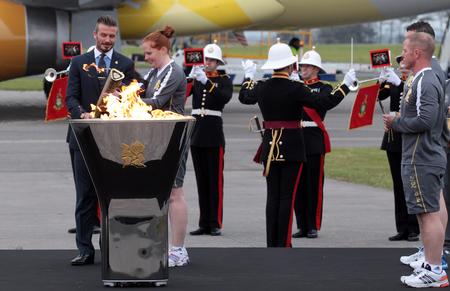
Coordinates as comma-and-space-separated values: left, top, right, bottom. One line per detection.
406, 21, 435, 39
95, 15, 117, 31
405, 32, 435, 59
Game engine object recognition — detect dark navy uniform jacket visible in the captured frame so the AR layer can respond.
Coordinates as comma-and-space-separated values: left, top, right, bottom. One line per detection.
66, 50, 134, 149
378, 82, 403, 153
190, 70, 233, 147
302, 79, 333, 155
239, 73, 349, 163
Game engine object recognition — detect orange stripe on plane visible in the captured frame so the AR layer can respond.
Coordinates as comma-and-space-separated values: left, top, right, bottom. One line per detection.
0, 0, 26, 80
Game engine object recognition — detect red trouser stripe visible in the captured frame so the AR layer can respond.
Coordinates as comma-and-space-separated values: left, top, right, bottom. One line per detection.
315, 155, 325, 230
286, 163, 304, 247
97, 203, 101, 222
217, 146, 224, 228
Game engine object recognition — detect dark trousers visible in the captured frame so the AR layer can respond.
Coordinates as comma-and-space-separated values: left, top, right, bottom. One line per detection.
191, 146, 224, 230
70, 148, 98, 256
386, 151, 419, 235
444, 151, 450, 248
294, 154, 325, 232
266, 162, 303, 247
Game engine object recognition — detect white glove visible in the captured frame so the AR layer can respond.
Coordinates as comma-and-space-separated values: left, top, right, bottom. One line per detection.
242, 60, 257, 79
343, 68, 357, 88
290, 71, 300, 81
379, 67, 401, 86
188, 66, 196, 79
191, 65, 207, 85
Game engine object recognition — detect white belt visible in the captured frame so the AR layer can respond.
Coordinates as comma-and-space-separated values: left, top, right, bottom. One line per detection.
191, 109, 222, 117
301, 121, 318, 127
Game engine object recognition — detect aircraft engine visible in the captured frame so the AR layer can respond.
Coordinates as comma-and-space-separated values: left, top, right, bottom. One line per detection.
0, 0, 70, 81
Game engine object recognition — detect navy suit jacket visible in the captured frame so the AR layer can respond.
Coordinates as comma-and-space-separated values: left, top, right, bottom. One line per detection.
66, 50, 134, 149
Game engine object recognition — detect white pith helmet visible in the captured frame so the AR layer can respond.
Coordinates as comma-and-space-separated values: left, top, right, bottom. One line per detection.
299, 50, 325, 72
261, 42, 297, 70
204, 43, 225, 65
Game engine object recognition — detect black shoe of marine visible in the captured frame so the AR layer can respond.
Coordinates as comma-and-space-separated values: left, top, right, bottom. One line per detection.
189, 228, 210, 235
407, 233, 419, 242
292, 230, 306, 238
388, 232, 408, 241
307, 229, 318, 238
210, 228, 222, 236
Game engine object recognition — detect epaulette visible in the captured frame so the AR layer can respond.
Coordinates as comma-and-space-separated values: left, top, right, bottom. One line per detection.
220, 73, 230, 79
331, 83, 346, 96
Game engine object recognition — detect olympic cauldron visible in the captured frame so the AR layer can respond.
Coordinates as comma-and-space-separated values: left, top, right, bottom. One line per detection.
69, 83, 195, 287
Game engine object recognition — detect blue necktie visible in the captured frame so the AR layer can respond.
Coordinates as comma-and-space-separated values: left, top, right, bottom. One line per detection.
98, 53, 106, 69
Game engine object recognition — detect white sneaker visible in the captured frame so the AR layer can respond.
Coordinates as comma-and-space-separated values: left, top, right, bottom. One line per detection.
410, 256, 449, 270
168, 246, 189, 267
403, 267, 449, 288
401, 269, 422, 283
410, 259, 425, 270
400, 247, 424, 265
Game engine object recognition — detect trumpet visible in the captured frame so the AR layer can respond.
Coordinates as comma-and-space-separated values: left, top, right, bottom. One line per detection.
44, 68, 69, 82
348, 77, 380, 91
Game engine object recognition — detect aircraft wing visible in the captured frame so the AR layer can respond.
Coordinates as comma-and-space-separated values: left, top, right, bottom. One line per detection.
11, 0, 125, 10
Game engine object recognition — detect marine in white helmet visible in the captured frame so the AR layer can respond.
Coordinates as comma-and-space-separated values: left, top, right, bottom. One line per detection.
188, 42, 233, 237
239, 41, 356, 247
292, 49, 338, 239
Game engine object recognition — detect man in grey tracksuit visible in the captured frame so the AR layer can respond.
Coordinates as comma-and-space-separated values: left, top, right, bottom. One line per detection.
383, 32, 448, 287
405, 22, 450, 256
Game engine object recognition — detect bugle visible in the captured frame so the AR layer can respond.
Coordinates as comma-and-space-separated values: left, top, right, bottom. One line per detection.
44, 68, 69, 82
348, 77, 380, 91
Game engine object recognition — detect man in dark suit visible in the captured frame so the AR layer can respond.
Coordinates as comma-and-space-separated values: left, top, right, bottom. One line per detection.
66, 15, 134, 266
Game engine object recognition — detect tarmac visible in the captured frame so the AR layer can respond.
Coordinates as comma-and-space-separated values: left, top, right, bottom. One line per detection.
0, 89, 420, 249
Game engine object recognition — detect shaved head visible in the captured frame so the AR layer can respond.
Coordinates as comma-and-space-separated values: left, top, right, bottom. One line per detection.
405, 32, 435, 59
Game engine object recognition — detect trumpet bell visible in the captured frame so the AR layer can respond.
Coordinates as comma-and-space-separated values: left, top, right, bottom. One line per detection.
44, 68, 57, 82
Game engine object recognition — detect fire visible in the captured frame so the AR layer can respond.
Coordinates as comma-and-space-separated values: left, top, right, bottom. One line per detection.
82, 63, 106, 74
90, 80, 184, 120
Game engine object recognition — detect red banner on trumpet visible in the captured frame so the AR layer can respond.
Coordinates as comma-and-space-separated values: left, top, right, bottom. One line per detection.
348, 83, 380, 130
45, 77, 69, 121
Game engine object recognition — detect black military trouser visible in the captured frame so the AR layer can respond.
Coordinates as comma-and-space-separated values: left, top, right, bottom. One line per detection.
386, 151, 419, 235
266, 161, 303, 247
294, 154, 325, 232
191, 146, 225, 230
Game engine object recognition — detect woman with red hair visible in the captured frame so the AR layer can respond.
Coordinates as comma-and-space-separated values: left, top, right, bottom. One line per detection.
141, 26, 189, 267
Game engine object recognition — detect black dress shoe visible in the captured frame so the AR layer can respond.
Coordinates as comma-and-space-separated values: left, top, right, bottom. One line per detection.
292, 230, 306, 238
189, 228, 210, 235
71, 254, 94, 266
67, 227, 76, 234
388, 232, 408, 241
210, 228, 221, 236
407, 233, 419, 242
307, 229, 318, 238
